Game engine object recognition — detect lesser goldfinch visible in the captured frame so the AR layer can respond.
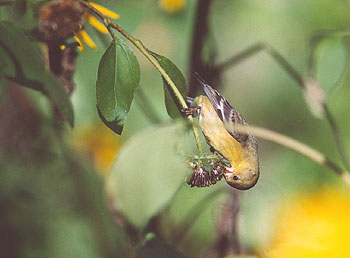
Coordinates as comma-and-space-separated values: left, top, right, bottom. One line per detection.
184, 73, 259, 190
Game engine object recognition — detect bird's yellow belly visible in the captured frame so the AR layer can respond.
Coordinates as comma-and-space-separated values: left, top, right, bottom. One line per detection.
196, 96, 243, 167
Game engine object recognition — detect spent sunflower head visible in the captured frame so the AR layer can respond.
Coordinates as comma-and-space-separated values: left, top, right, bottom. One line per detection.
39, 0, 119, 51
39, 0, 84, 41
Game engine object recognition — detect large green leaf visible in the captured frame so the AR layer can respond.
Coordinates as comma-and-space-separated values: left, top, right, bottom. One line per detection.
106, 122, 188, 228
152, 53, 187, 120
96, 39, 140, 135
0, 21, 74, 126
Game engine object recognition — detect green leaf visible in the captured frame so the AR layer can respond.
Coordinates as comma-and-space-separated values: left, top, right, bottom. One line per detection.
106, 122, 188, 228
96, 39, 140, 135
152, 53, 187, 120
315, 38, 347, 94
136, 233, 187, 258
0, 21, 74, 126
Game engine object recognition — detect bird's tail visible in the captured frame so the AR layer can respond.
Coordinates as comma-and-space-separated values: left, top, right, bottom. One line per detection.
194, 72, 222, 108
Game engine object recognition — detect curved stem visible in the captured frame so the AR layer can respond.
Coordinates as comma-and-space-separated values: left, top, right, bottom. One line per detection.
78, 0, 203, 156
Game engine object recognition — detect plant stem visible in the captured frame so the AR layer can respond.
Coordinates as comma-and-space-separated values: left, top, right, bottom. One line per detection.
108, 25, 204, 155
78, 0, 203, 156
218, 42, 304, 87
324, 105, 350, 172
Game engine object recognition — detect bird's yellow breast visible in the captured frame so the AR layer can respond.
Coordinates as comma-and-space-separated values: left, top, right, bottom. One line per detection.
194, 96, 243, 167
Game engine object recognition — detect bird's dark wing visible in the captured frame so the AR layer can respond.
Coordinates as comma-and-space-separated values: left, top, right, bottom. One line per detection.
194, 73, 248, 143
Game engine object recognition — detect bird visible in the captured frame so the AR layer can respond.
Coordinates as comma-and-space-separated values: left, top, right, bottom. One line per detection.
183, 73, 259, 190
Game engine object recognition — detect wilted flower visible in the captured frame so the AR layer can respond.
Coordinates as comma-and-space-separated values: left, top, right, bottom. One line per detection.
210, 162, 224, 184
39, 0, 119, 51
187, 163, 211, 188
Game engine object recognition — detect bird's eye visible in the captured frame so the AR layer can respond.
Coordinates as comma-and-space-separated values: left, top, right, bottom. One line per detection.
233, 175, 239, 181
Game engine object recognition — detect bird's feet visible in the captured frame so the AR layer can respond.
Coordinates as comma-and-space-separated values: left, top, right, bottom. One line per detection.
181, 106, 200, 117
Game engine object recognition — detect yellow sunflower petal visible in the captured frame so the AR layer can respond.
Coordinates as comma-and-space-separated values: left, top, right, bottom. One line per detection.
79, 29, 97, 50
87, 14, 108, 34
88, 1, 119, 19
74, 34, 85, 52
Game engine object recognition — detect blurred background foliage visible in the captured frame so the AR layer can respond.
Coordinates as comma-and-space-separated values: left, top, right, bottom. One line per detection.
1, 0, 350, 257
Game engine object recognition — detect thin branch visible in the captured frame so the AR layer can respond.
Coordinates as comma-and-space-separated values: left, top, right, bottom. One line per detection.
306, 31, 350, 172
217, 42, 304, 87
324, 105, 350, 172
77, 0, 204, 156
216, 43, 264, 71
224, 123, 349, 184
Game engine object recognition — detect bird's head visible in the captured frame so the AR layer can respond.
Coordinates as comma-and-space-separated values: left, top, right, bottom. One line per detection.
224, 164, 259, 190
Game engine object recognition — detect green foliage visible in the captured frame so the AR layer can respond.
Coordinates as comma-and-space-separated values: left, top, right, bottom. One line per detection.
0, 138, 129, 258
136, 233, 187, 258
0, 21, 74, 126
151, 52, 187, 119
2, 0, 350, 257
106, 122, 188, 228
96, 39, 140, 135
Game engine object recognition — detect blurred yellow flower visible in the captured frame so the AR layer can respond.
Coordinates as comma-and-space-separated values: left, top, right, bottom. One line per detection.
73, 123, 121, 176
263, 188, 350, 258
158, 0, 186, 13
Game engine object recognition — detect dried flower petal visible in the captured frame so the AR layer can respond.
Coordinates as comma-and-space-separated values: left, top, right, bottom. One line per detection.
187, 164, 211, 188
